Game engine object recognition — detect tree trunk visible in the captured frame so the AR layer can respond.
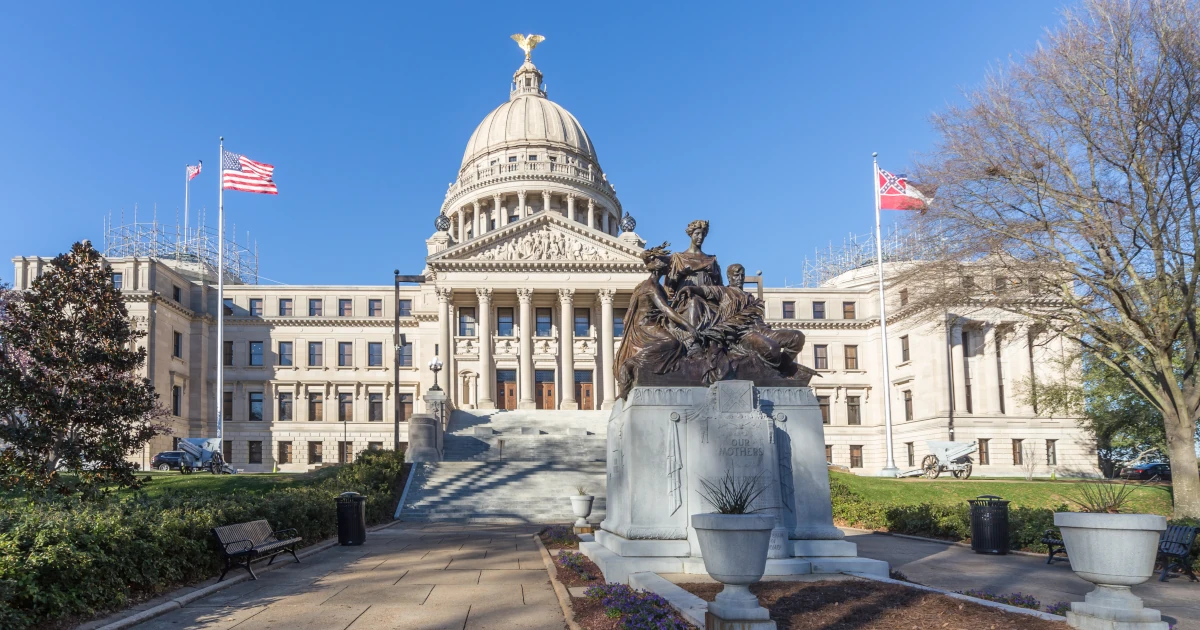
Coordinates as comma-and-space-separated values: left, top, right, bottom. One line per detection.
1162, 403, 1200, 519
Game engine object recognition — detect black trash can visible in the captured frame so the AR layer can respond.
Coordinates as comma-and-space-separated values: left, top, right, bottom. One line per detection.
336, 491, 367, 546
968, 494, 1009, 555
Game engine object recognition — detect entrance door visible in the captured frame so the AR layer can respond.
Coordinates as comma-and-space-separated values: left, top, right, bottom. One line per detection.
534, 370, 556, 410
502, 382, 517, 410
576, 382, 594, 410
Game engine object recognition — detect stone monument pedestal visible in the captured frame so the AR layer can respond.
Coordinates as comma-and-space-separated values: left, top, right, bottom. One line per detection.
581, 381, 887, 583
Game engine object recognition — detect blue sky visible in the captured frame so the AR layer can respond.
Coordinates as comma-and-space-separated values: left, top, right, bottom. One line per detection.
0, 1, 1066, 287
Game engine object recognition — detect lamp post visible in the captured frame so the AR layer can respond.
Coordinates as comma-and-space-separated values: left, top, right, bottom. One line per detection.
429, 356, 443, 391
426, 356, 446, 430
393, 271, 424, 452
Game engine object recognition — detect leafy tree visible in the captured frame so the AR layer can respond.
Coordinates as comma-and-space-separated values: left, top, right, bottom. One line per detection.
0, 241, 167, 491
906, 0, 1200, 517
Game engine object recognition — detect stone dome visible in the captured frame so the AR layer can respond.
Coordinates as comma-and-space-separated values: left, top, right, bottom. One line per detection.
459, 62, 597, 170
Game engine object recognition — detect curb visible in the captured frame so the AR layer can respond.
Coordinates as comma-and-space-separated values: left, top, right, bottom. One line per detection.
847, 571, 1067, 622
393, 462, 418, 520
533, 534, 583, 630
92, 519, 401, 630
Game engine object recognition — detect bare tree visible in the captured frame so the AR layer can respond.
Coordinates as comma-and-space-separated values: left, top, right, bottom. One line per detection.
906, 0, 1200, 517
1021, 444, 1040, 482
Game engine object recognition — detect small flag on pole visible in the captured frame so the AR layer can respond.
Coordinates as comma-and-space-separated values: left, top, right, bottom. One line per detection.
877, 168, 929, 211
186, 161, 203, 181
222, 150, 278, 195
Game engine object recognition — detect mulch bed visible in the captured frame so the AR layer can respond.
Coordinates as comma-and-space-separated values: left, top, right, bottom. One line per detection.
678, 580, 1068, 630
570, 596, 624, 630
538, 528, 580, 550
552, 551, 606, 588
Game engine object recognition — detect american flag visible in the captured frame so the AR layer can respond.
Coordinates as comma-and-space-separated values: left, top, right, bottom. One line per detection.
186, 161, 202, 181
222, 150, 278, 194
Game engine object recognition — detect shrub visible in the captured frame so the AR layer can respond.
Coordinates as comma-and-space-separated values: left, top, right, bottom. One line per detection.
0, 450, 406, 629
583, 583, 691, 630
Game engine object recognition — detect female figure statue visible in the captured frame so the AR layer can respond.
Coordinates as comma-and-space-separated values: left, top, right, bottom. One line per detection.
665, 220, 726, 339
614, 243, 695, 399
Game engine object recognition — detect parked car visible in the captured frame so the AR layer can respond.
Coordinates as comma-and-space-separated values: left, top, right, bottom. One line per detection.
150, 451, 185, 471
1119, 462, 1171, 481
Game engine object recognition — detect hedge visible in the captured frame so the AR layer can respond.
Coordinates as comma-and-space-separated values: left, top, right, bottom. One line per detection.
0, 449, 407, 629
829, 476, 1200, 571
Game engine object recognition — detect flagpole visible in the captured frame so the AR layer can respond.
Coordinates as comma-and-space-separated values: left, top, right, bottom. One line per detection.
184, 165, 190, 247
216, 138, 225, 442
874, 152, 899, 477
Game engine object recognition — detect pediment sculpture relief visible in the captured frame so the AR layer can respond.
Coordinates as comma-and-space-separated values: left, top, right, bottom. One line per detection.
468, 226, 618, 262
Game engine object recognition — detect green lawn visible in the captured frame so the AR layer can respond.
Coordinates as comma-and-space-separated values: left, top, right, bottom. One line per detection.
832, 472, 1175, 516
124, 468, 340, 497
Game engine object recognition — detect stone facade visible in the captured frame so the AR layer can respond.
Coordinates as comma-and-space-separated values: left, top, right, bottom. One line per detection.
9, 53, 1096, 477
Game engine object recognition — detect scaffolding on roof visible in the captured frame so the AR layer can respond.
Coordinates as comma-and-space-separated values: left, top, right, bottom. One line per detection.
800, 225, 938, 288
101, 210, 259, 285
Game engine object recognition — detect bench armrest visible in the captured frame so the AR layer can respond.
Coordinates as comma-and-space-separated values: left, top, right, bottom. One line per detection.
222, 538, 254, 555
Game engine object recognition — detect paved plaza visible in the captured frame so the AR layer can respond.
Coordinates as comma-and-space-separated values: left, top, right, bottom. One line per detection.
134, 523, 566, 630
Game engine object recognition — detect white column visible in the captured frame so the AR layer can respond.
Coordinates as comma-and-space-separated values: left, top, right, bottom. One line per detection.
517, 288, 535, 409
980, 325, 1001, 414
602, 210, 610, 235
564, 193, 574, 219
950, 323, 966, 414
476, 288, 494, 409
518, 190, 528, 219
559, 288, 577, 410
542, 191, 551, 217
496, 194, 507, 227
437, 288, 453, 399
456, 210, 465, 242
598, 289, 616, 408
473, 201, 482, 237
587, 199, 595, 229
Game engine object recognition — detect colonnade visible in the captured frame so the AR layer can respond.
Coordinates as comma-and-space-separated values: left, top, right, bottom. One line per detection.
446, 190, 619, 243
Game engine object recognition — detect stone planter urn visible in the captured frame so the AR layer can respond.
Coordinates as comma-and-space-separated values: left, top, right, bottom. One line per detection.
570, 495, 594, 530
1054, 512, 1169, 630
692, 513, 777, 630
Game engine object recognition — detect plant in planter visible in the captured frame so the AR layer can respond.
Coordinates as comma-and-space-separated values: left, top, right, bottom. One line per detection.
691, 471, 777, 629
1054, 480, 1168, 629
570, 485, 595, 531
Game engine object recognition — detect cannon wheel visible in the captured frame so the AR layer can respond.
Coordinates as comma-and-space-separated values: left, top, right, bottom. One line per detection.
953, 463, 973, 479
922, 455, 941, 479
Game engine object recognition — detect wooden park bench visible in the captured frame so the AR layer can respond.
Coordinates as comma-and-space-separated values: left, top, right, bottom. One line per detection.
212, 520, 303, 581
1041, 529, 1067, 564
1157, 524, 1197, 582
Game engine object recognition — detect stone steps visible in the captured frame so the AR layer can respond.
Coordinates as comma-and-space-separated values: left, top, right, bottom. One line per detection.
442, 409, 609, 463
400, 460, 607, 524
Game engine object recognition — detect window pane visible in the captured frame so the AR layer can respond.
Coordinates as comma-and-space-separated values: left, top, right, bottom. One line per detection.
903, 390, 913, 421
249, 299, 263, 317
368, 299, 382, 317
223, 391, 233, 420
978, 438, 990, 465
812, 302, 825, 319
338, 342, 353, 367
309, 299, 323, 316
399, 342, 413, 367
279, 393, 293, 421
398, 299, 412, 316
814, 345, 828, 370
850, 446, 863, 468
613, 308, 626, 337
309, 342, 323, 366
278, 441, 292, 464
248, 441, 262, 464
574, 308, 590, 337
459, 307, 476, 336
278, 342, 293, 366
338, 393, 353, 421
368, 342, 382, 366
249, 341, 263, 366
248, 392, 263, 421
536, 308, 552, 337
279, 298, 293, 316
782, 302, 795, 319
339, 299, 352, 316
111, 272, 123, 290
843, 302, 856, 319
309, 394, 323, 421
498, 308, 514, 336
173, 332, 183, 358
818, 396, 830, 424
223, 440, 232, 463
369, 393, 383, 421
844, 345, 858, 370
223, 341, 233, 366
309, 441, 322, 463
172, 385, 182, 416
900, 335, 910, 362
847, 396, 860, 425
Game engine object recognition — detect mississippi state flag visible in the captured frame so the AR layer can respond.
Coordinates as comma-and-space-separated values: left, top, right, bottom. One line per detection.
878, 167, 929, 211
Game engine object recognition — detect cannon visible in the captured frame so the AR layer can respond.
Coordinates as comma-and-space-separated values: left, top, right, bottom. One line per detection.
178, 438, 237, 474
896, 440, 978, 479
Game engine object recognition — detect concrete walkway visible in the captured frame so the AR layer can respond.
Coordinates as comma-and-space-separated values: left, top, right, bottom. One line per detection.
135, 523, 566, 630
846, 529, 1200, 629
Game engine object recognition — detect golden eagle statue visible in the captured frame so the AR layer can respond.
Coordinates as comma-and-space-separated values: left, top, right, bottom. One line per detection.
510, 33, 546, 63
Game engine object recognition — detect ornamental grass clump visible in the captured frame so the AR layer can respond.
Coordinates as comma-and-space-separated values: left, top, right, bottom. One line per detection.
696, 471, 767, 514
1068, 480, 1137, 513
583, 583, 691, 630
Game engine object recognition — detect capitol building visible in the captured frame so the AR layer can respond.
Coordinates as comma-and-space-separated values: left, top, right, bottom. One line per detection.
11, 47, 1096, 478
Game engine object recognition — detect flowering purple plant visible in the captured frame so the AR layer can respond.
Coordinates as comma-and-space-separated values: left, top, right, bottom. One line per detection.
955, 589, 1041, 610
541, 524, 578, 547
556, 551, 593, 579
1045, 601, 1071, 616
583, 583, 692, 629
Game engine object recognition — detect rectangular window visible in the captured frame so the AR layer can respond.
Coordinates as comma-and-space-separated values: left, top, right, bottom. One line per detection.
223, 299, 233, 315
1046, 439, 1057, 466
173, 285, 182, 302
309, 299, 323, 317
278, 393, 293, 421
223, 340, 233, 366
338, 299, 352, 317
846, 396, 861, 425
111, 272, 123, 290
248, 392, 263, 421
899, 288, 909, 306
368, 299, 382, 317
399, 393, 413, 422
812, 301, 826, 319
844, 345, 858, 370
249, 298, 263, 317
368, 342, 382, 367
309, 393, 323, 421
338, 342, 353, 367
497, 307, 514, 336
978, 438, 990, 465
813, 345, 828, 370
278, 441, 293, 464
223, 440, 233, 463
173, 331, 183, 358
903, 390, 913, 421
308, 441, 323, 464
842, 302, 856, 319
1012, 439, 1024, 465
368, 441, 383, 451
309, 342, 323, 367
398, 299, 412, 317
338, 393, 353, 422
900, 335, 910, 362
223, 391, 233, 419
279, 298, 294, 316
278, 341, 293, 366
825, 445, 832, 464
248, 341, 263, 366
963, 276, 975, 290
171, 385, 182, 416
906, 442, 915, 468
536, 308, 552, 337
248, 441, 262, 464
818, 396, 830, 424
399, 342, 413, 367
369, 393, 383, 421
613, 308, 626, 337
850, 445, 863, 468
782, 301, 795, 319
459, 307, 476, 336
338, 441, 353, 464
574, 308, 590, 336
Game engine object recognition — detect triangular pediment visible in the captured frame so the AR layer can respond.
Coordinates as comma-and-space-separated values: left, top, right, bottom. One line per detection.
428, 212, 644, 269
